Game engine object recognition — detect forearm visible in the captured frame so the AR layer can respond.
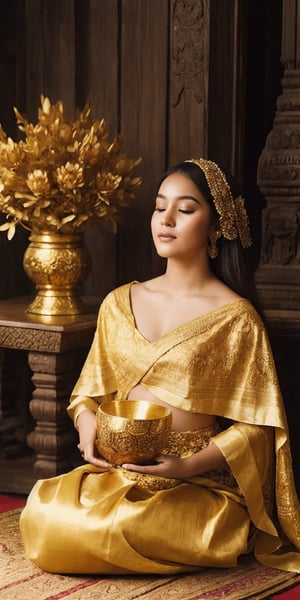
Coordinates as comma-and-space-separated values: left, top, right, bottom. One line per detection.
67, 395, 99, 428
122, 441, 229, 479
77, 408, 97, 431
182, 442, 229, 478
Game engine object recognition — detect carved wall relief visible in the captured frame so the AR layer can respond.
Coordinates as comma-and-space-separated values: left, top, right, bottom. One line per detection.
261, 207, 299, 265
257, 69, 300, 307
258, 123, 300, 189
170, 0, 205, 106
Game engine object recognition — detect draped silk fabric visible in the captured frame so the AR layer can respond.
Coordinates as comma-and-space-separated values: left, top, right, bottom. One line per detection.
20, 283, 300, 574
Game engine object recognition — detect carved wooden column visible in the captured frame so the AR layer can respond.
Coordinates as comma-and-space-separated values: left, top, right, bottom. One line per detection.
27, 349, 84, 477
256, 0, 300, 493
256, 0, 300, 307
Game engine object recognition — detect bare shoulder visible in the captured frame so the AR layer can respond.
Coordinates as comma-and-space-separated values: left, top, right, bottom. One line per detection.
130, 277, 164, 298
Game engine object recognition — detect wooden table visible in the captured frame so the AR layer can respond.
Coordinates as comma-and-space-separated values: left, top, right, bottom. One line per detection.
0, 296, 99, 494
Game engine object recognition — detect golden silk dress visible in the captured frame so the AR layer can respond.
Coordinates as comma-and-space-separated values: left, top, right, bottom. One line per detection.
20, 283, 300, 574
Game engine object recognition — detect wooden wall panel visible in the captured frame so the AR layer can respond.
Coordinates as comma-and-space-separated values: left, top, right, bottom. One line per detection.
22, 0, 76, 119
75, 0, 119, 298
208, 0, 247, 182
118, 0, 169, 284
168, 0, 210, 165
0, 1, 32, 300
75, 0, 119, 135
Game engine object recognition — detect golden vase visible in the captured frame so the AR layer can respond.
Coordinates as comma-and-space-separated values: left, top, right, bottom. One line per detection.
23, 232, 91, 316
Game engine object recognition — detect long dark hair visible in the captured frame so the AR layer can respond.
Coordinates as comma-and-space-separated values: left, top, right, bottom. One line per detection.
156, 161, 264, 318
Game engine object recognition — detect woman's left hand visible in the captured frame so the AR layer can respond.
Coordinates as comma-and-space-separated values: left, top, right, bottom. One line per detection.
122, 442, 228, 479
122, 454, 192, 479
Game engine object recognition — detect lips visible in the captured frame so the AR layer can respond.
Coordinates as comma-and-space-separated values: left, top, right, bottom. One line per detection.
158, 232, 176, 240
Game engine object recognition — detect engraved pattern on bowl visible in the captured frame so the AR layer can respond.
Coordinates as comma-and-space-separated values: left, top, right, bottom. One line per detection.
96, 400, 172, 465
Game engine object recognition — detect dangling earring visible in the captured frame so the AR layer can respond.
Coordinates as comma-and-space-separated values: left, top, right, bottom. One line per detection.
208, 230, 219, 259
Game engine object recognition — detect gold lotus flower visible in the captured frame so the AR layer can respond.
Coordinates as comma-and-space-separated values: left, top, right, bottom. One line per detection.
0, 96, 141, 239
27, 170, 51, 196
56, 163, 85, 191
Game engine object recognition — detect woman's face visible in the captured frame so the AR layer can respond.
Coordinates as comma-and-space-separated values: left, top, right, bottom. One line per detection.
151, 172, 213, 261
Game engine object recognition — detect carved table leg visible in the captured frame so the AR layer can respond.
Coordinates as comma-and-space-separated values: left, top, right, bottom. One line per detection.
27, 349, 83, 478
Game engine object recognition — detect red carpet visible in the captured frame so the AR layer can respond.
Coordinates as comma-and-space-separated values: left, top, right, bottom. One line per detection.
0, 494, 26, 512
273, 586, 300, 599
0, 494, 299, 599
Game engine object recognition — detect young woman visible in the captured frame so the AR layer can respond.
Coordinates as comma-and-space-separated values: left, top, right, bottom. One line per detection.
20, 158, 300, 574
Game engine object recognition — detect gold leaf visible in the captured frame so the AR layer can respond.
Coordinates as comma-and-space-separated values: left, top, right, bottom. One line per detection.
61, 215, 76, 224
0, 222, 11, 231
42, 97, 51, 113
0, 221, 16, 239
7, 223, 16, 240
15, 192, 38, 202
23, 198, 39, 208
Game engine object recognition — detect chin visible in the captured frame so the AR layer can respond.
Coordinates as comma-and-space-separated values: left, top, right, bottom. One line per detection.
155, 248, 174, 259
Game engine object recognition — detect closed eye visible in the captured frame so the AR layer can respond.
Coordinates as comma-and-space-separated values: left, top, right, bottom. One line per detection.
154, 207, 194, 213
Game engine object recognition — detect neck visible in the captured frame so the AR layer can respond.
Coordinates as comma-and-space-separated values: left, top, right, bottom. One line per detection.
162, 257, 215, 293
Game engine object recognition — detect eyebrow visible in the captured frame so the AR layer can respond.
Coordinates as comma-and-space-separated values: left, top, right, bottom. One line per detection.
156, 193, 200, 204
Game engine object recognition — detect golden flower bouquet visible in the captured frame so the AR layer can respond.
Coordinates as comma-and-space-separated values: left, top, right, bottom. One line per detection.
0, 96, 141, 240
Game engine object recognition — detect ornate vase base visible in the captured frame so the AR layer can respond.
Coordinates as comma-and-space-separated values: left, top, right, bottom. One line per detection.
26, 290, 89, 316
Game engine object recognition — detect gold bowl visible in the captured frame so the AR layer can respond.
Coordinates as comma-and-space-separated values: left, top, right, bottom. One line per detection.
96, 400, 172, 465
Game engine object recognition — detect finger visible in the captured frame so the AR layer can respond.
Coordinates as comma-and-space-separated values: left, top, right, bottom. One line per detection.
85, 453, 112, 468
121, 463, 138, 471
96, 459, 112, 468
77, 443, 112, 468
121, 462, 160, 473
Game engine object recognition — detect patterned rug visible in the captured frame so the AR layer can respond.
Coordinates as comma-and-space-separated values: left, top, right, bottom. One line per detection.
1, 499, 300, 600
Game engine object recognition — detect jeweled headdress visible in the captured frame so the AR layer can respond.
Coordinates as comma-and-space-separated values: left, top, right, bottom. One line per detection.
185, 158, 252, 252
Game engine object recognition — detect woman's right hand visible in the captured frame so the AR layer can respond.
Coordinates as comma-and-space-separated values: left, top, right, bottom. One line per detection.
77, 409, 112, 468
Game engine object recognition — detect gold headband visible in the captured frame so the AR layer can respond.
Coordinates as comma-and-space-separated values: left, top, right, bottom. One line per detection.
185, 158, 252, 249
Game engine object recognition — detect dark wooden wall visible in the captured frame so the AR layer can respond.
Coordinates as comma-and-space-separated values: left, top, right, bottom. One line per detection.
0, 0, 282, 301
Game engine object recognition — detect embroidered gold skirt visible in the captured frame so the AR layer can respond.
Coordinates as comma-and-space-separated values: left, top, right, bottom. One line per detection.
20, 424, 249, 575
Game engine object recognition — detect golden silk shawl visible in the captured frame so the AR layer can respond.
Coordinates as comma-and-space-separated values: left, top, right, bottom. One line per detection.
67, 282, 300, 571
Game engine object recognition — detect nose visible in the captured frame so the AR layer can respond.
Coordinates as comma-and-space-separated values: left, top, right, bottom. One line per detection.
160, 208, 175, 227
